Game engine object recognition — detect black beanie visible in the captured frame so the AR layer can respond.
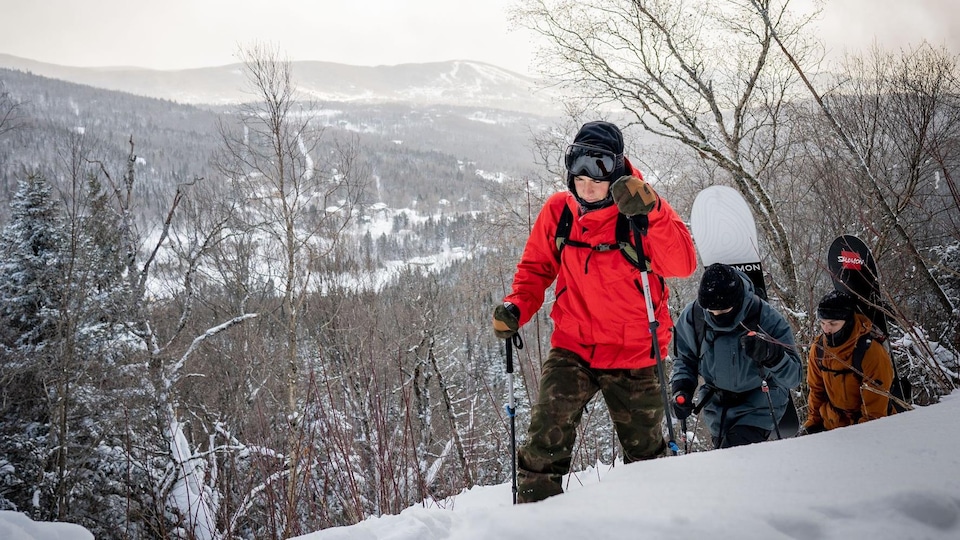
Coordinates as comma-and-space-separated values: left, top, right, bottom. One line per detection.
817, 290, 855, 321
698, 263, 744, 310
573, 121, 625, 155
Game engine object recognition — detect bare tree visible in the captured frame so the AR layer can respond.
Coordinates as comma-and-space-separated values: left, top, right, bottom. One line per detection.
746, 0, 960, 336
83, 132, 271, 537
48, 130, 109, 521
216, 42, 367, 537
514, 0, 822, 309
0, 81, 23, 137
783, 43, 960, 351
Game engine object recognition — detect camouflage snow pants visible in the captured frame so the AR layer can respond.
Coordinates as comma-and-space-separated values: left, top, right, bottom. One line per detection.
516, 348, 666, 503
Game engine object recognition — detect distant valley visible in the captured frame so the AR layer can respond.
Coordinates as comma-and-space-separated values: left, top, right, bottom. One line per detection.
0, 53, 683, 240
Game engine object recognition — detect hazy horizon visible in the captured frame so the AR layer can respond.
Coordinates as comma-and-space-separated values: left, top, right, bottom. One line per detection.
1, 1, 958, 78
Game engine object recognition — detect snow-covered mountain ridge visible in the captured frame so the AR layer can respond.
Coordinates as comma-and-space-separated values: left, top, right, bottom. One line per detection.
0, 54, 558, 115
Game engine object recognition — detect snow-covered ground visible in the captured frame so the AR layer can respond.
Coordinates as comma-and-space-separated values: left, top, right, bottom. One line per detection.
297, 391, 960, 540
0, 510, 92, 540
5, 392, 958, 540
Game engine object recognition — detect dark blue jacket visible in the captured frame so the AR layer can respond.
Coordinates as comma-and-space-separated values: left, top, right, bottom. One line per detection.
671, 273, 801, 436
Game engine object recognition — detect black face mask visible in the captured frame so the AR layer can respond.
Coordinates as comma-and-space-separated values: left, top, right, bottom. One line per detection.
825, 321, 854, 347
575, 192, 613, 212
709, 309, 739, 328
705, 295, 744, 329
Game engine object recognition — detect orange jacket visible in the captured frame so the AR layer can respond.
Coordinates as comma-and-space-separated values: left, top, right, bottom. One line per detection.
504, 162, 696, 369
804, 313, 895, 431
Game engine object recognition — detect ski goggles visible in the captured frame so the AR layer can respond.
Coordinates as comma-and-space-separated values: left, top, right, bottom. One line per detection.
564, 143, 622, 181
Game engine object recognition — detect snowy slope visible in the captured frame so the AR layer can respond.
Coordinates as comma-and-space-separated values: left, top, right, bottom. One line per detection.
297, 392, 960, 540
4, 392, 958, 539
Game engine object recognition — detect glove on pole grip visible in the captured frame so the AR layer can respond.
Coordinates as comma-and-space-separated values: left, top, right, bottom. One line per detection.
493, 303, 520, 340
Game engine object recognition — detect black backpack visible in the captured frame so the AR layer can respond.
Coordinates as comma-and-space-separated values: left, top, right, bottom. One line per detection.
813, 332, 911, 414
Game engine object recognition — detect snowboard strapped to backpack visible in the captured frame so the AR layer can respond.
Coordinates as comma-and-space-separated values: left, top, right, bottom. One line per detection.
825, 234, 911, 413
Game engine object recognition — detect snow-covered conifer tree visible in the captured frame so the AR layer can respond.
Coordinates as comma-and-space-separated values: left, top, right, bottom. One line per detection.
0, 174, 65, 349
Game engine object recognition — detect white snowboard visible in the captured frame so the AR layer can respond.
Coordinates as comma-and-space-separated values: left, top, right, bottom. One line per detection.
690, 185, 766, 298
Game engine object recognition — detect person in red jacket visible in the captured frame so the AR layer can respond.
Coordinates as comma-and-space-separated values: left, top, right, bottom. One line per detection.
492, 121, 696, 503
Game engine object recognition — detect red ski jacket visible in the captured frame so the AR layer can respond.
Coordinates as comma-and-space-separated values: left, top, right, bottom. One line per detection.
505, 166, 696, 369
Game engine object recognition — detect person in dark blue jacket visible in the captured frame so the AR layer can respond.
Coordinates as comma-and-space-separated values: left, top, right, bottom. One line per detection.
670, 263, 802, 448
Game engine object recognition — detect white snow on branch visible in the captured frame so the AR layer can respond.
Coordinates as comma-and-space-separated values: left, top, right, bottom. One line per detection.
166, 314, 259, 389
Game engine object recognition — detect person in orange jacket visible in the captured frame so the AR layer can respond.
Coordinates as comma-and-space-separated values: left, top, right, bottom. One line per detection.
492, 121, 696, 503
802, 290, 895, 434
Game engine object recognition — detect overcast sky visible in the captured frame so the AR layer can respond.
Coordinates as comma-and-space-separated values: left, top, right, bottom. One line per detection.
0, 0, 957, 76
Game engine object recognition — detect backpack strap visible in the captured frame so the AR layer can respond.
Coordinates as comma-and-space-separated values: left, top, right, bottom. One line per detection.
553, 204, 650, 272
852, 334, 889, 391
851, 335, 872, 375
555, 204, 618, 254
814, 336, 847, 374
554, 204, 575, 257
815, 334, 872, 379
622, 214, 649, 271
692, 300, 706, 358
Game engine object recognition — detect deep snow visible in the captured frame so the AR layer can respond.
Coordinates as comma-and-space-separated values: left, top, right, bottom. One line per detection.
296, 391, 960, 540
4, 394, 958, 540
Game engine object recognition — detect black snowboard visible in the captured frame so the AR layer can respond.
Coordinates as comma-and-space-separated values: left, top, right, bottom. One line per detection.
826, 235, 887, 335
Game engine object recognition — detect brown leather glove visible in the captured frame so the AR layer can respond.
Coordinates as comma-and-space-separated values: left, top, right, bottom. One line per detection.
611, 175, 658, 216
493, 303, 520, 340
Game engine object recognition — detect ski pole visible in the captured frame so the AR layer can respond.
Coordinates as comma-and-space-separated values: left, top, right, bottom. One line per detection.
629, 220, 679, 456
742, 324, 794, 439
673, 391, 691, 454
504, 333, 523, 504
680, 418, 689, 454
758, 371, 782, 440
638, 270, 679, 455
